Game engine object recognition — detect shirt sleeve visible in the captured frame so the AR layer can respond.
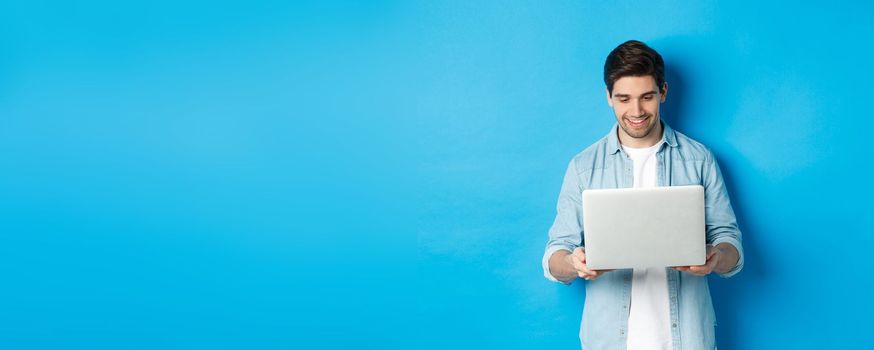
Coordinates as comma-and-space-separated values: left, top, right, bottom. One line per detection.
542, 159, 584, 284
702, 150, 745, 278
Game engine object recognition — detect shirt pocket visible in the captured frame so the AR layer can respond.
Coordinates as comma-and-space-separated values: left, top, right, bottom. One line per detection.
669, 160, 704, 186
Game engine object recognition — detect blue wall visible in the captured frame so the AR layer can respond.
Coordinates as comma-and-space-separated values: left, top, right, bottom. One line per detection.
1, 1, 871, 349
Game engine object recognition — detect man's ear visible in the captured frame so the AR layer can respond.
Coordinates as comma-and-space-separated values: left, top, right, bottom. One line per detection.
660, 82, 668, 103
606, 88, 614, 107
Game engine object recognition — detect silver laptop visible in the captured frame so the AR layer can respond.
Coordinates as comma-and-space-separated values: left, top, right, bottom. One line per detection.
582, 185, 705, 270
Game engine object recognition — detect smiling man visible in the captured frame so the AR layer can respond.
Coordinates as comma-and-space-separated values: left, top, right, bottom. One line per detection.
542, 40, 744, 349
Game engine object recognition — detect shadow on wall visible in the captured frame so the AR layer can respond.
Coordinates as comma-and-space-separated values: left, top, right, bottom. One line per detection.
710, 143, 765, 350
661, 60, 690, 134
659, 40, 766, 350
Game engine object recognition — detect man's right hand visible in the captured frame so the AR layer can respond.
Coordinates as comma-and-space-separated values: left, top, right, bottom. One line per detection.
566, 247, 614, 281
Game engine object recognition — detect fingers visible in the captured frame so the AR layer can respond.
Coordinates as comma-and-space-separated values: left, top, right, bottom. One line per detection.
687, 266, 709, 276
575, 261, 596, 279
585, 269, 616, 280
674, 265, 709, 276
687, 260, 717, 276
570, 247, 608, 281
693, 245, 720, 275
573, 247, 586, 263
705, 253, 719, 272
706, 245, 718, 259
674, 245, 721, 276
567, 248, 587, 277
578, 269, 602, 280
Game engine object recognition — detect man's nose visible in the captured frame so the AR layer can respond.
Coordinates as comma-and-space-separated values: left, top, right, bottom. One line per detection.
630, 100, 643, 116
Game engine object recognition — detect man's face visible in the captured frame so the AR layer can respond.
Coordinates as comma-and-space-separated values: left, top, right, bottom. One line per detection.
607, 75, 667, 145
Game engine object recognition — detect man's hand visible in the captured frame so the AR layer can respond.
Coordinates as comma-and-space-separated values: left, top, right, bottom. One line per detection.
565, 247, 614, 281
673, 245, 721, 276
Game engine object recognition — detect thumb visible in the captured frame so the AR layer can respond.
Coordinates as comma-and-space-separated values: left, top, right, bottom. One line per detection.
573, 247, 586, 261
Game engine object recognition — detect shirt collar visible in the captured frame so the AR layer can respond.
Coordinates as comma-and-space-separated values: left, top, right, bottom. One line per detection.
607, 120, 678, 155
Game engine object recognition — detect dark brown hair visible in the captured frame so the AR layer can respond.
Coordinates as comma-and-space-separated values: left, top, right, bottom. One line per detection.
603, 40, 665, 96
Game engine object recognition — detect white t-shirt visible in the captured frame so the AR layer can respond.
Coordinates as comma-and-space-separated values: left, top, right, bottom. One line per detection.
621, 143, 673, 350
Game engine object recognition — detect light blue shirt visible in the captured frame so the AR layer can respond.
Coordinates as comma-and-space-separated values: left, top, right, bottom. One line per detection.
542, 122, 744, 350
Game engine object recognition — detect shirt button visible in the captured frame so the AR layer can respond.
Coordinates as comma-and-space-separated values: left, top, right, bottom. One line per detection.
672, 323, 677, 328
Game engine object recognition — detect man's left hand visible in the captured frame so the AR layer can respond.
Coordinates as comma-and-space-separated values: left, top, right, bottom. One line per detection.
673, 245, 720, 276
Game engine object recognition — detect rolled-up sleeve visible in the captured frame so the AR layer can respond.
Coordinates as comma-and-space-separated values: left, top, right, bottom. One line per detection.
702, 151, 744, 278
542, 159, 585, 284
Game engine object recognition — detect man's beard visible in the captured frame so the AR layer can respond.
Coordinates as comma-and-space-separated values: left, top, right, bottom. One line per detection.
619, 114, 657, 138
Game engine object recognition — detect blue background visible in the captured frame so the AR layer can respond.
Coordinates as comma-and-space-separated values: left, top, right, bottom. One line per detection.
1, 1, 871, 349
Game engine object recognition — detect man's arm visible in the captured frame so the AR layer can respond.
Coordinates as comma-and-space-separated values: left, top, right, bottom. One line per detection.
542, 159, 583, 283
703, 150, 744, 277
675, 150, 744, 277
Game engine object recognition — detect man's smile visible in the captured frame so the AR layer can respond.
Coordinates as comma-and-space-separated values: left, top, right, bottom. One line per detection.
625, 115, 649, 128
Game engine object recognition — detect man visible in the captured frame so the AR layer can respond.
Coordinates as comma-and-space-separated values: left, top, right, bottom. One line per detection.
542, 40, 744, 349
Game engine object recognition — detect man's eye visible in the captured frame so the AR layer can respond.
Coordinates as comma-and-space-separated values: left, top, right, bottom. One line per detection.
619, 99, 629, 103
643, 95, 653, 100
